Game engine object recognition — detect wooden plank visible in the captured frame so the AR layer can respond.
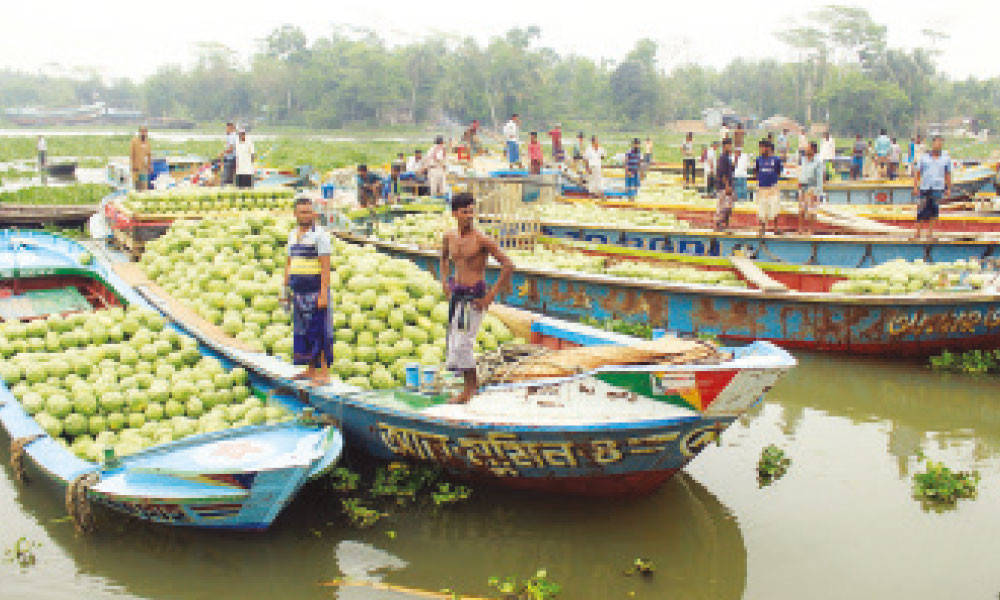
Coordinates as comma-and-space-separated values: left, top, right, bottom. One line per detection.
729, 256, 789, 292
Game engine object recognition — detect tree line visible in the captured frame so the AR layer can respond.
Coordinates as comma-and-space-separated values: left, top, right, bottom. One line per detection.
1, 5, 998, 136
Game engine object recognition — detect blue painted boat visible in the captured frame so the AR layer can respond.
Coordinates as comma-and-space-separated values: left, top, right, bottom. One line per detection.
821, 165, 996, 205
357, 235, 1000, 357
538, 224, 1000, 267
125, 234, 796, 497
0, 230, 343, 530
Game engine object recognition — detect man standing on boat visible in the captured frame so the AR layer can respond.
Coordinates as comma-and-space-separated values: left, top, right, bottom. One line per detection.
714, 138, 735, 231
888, 137, 902, 180
624, 138, 643, 198
503, 114, 521, 168
284, 197, 333, 387
776, 129, 789, 162
426, 136, 448, 197
734, 124, 746, 151
733, 147, 750, 201
439, 192, 514, 404
682, 132, 696, 185
234, 128, 255, 189
820, 131, 836, 181
547, 124, 564, 163
874, 129, 891, 178
221, 122, 237, 186
850, 134, 866, 180
755, 139, 783, 236
584, 136, 606, 198
912, 135, 951, 241
527, 132, 544, 175
704, 141, 718, 195
798, 141, 823, 235
129, 126, 152, 191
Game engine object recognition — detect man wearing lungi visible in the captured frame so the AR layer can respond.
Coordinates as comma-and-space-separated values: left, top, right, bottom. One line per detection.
284, 198, 333, 386
439, 193, 514, 404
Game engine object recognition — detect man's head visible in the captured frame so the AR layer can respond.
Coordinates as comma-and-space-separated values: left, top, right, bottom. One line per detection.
824, 131, 830, 139
435, 135, 444, 146
931, 135, 944, 153
759, 139, 771, 156
734, 147, 742, 157
397, 152, 404, 159
632, 137, 641, 149
238, 128, 246, 141
806, 141, 817, 159
591, 135, 599, 147
578, 132, 584, 139
722, 138, 732, 151
531, 131, 538, 141
711, 141, 719, 149
415, 149, 422, 158
736, 123, 744, 131
880, 128, 887, 136
226, 122, 234, 132
451, 192, 475, 230
916, 135, 923, 143
783, 129, 789, 135
686, 132, 693, 141
358, 164, 368, 176
511, 113, 519, 123
139, 126, 148, 140
294, 196, 315, 227
554, 123, 561, 131
856, 134, 862, 140
891, 137, 897, 144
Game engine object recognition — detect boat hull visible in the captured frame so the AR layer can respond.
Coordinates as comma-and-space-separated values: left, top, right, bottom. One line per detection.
368, 238, 1000, 357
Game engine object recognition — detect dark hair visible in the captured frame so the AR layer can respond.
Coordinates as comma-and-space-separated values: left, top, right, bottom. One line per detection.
591, 135, 597, 142
722, 138, 732, 145
435, 136, 444, 144
358, 164, 367, 171
226, 121, 234, 127
809, 141, 818, 152
451, 192, 475, 210
415, 149, 422, 154
531, 131, 538, 137
880, 128, 887, 135
932, 134, 944, 141
512, 113, 519, 118
295, 197, 312, 207
632, 138, 641, 144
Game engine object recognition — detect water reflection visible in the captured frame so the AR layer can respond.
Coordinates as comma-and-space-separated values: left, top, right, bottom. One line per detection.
0, 446, 746, 600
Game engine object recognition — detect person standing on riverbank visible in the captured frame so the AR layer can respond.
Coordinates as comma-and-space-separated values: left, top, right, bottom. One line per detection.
426, 136, 448, 197
129, 126, 152, 191
682, 132, 696, 185
439, 192, 514, 405
36, 135, 46, 171
284, 197, 333, 387
547, 124, 564, 163
798, 141, 823, 235
912, 135, 951, 241
222, 122, 237, 185
755, 139, 783, 236
234, 128, 255, 189
503, 114, 520, 168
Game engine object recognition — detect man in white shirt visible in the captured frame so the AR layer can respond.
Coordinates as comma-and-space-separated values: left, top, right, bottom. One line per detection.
425, 136, 449, 197
37, 135, 47, 169
733, 147, 750, 200
234, 128, 255, 189
503, 114, 520, 168
798, 129, 809, 164
820, 132, 836, 181
704, 142, 718, 195
406, 149, 423, 174
221, 122, 237, 185
583, 136, 605, 198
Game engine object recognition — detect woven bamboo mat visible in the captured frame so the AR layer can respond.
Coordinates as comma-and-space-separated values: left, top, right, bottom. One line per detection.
111, 262, 259, 353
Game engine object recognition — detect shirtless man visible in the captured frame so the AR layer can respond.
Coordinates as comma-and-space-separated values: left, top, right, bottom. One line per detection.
439, 192, 514, 404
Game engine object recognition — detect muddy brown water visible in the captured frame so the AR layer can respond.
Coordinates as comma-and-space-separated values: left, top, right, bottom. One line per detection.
2, 352, 999, 599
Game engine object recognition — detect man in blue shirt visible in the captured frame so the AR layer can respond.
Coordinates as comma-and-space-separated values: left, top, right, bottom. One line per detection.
912, 135, 951, 241
755, 139, 783, 236
624, 138, 642, 198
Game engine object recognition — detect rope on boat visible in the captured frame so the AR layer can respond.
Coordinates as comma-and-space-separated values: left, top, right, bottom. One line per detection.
10, 434, 43, 484
65, 472, 101, 534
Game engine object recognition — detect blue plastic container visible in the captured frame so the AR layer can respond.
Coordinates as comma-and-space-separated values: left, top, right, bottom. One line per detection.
405, 363, 420, 389
421, 366, 437, 389
150, 158, 169, 183
321, 183, 336, 199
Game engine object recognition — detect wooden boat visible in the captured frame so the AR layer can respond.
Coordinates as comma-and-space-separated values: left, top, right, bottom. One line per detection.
538, 223, 1000, 267
353, 234, 1000, 357
110, 237, 796, 498
0, 230, 343, 530
45, 162, 78, 177
0, 203, 99, 227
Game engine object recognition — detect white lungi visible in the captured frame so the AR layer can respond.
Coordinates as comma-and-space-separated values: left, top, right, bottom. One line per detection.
757, 186, 781, 221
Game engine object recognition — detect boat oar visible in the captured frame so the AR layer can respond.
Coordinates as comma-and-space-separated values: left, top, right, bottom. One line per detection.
319, 579, 494, 599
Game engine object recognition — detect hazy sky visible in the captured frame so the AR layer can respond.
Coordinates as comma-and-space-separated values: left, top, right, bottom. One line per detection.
2, 0, 997, 82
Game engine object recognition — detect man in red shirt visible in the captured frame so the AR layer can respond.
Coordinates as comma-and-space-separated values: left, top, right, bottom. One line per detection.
547, 124, 564, 162
528, 132, 544, 174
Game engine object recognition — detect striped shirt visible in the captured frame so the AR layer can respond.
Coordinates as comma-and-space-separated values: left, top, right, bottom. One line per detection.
625, 149, 642, 174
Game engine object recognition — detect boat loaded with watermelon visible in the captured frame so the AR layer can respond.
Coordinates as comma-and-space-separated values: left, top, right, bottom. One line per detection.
0, 230, 342, 530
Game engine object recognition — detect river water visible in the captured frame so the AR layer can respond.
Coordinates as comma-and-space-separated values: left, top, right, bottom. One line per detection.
2, 352, 998, 600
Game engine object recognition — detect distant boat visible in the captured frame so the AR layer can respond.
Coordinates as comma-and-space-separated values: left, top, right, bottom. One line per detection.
45, 162, 77, 177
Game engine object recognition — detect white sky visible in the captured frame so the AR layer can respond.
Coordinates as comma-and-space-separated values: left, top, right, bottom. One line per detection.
1, 0, 997, 83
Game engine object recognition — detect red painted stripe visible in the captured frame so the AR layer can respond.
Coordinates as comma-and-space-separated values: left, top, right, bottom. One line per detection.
694, 369, 738, 410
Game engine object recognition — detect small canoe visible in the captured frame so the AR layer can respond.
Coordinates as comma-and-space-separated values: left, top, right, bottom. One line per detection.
0, 231, 343, 530
356, 234, 1000, 357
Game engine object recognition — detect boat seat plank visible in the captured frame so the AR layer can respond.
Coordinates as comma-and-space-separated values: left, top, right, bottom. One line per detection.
729, 257, 788, 292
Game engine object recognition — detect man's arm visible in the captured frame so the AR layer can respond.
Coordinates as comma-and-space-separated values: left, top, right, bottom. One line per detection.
439, 233, 451, 297
317, 255, 330, 309
912, 161, 921, 195
476, 235, 513, 310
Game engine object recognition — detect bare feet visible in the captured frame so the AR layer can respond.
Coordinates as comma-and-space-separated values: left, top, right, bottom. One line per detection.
292, 372, 311, 381
310, 376, 331, 387
447, 393, 472, 405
